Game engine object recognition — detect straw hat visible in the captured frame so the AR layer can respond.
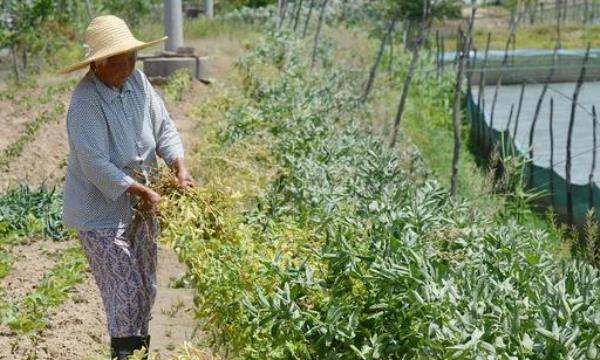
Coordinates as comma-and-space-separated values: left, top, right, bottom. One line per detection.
59, 15, 167, 74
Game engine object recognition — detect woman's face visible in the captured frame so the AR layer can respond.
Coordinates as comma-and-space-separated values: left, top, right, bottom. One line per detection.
91, 51, 137, 89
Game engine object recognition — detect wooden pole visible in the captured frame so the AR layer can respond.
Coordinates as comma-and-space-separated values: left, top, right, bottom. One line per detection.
311, 0, 329, 69
590, 106, 598, 210
488, 34, 513, 151
566, 44, 591, 225
281, 0, 289, 27
511, 82, 526, 157
440, 36, 445, 79
450, 3, 477, 197
435, 30, 441, 81
528, 46, 559, 185
476, 33, 492, 109
506, 103, 515, 134
362, 13, 399, 102
302, 0, 315, 37
293, 0, 304, 32
390, 1, 432, 148
550, 98, 555, 208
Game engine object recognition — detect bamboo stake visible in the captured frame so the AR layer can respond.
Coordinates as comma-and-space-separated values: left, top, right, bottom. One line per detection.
527, 46, 559, 186
362, 13, 399, 102
435, 30, 441, 80
450, 3, 477, 197
513, 82, 526, 139
476, 33, 491, 114
311, 0, 329, 69
440, 36, 445, 79
556, 0, 562, 48
506, 103, 516, 134
389, 1, 432, 148
281, 0, 289, 27
293, 0, 304, 32
566, 44, 591, 225
550, 98, 555, 208
488, 33, 514, 151
302, 0, 315, 37
590, 106, 598, 210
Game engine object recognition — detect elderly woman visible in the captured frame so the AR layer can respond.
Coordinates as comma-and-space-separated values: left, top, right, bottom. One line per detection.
59, 15, 194, 359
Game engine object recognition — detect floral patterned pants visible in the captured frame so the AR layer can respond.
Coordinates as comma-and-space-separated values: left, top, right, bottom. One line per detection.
77, 215, 158, 337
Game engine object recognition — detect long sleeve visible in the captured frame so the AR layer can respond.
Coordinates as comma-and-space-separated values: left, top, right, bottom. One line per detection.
67, 99, 137, 202
147, 77, 185, 166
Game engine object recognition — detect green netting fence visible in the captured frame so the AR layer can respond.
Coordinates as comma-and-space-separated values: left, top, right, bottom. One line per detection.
465, 88, 600, 224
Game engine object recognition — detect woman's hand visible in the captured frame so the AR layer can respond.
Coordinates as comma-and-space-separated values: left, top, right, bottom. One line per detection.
127, 182, 161, 213
170, 157, 196, 190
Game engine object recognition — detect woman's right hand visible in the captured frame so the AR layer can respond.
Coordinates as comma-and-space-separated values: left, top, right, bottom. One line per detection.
127, 183, 161, 211
140, 188, 161, 208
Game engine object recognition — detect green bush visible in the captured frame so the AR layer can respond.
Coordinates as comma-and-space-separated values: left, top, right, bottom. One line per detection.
218, 0, 278, 12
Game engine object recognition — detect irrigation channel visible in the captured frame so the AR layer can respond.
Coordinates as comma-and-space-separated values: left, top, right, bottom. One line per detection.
447, 49, 600, 224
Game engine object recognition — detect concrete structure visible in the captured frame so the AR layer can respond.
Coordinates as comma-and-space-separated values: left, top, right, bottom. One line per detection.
143, 56, 212, 83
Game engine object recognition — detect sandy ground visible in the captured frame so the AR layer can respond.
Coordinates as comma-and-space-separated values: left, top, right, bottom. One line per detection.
0, 35, 244, 359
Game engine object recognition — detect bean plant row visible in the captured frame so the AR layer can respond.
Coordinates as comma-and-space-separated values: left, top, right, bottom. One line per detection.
153, 27, 600, 360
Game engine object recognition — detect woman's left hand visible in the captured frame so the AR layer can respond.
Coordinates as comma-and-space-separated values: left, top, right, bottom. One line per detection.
176, 167, 196, 189
170, 157, 196, 190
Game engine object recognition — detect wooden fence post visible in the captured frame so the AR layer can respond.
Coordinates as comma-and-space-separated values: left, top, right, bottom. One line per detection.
549, 98, 555, 208
302, 0, 315, 37
489, 29, 516, 145
311, 0, 329, 69
566, 44, 591, 225
513, 82, 526, 142
389, 0, 433, 148
435, 30, 441, 81
450, 3, 477, 197
506, 104, 515, 140
589, 106, 598, 210
528, 46, 559, 186
362, 13, 399, 102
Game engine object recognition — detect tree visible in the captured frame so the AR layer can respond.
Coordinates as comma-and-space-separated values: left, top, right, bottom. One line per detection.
0, 0, 55, 81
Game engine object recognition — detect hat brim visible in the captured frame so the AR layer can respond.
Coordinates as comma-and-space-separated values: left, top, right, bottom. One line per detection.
58, 36, 168, 74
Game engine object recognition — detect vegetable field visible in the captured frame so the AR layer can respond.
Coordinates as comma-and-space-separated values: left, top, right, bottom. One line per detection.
154, 29, 600, 359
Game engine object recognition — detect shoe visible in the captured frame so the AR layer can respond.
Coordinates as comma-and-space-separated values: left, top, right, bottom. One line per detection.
110, 336, 146, 360
141, 334, 151, 359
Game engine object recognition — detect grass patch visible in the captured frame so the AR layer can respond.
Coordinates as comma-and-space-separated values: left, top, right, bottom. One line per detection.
438, 22, 600, 51
163, 68, 193, 103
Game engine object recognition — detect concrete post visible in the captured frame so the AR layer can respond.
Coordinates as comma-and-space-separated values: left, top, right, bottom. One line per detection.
204, 0, 214, 18
164, 0, 184, 52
